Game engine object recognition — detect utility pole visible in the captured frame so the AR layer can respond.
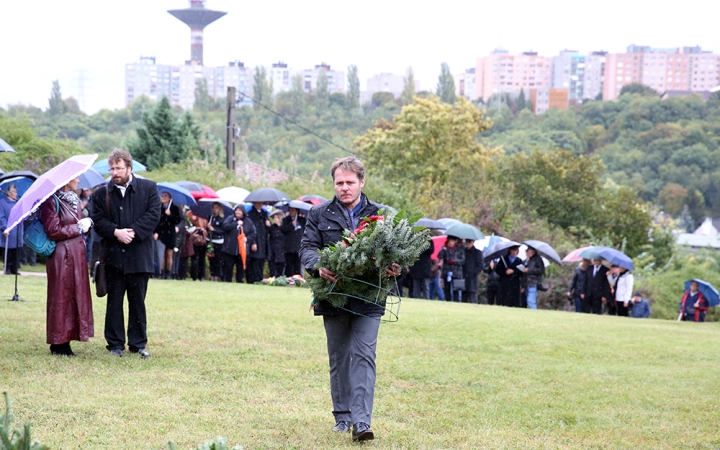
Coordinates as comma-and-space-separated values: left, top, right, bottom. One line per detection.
225, 86, 236, 171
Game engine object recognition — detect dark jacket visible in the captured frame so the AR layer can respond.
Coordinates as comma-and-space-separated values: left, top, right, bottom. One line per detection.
219, 211, 256, 256
438, 244, 465, 279
247, 207, 270, 260
409, 243, 433, 279
90, 178, 161, 274
522, 254, 545, 288
495, 255, 524, 307
582, 264, 611, 300
300, 193, 382, 317
0, 196, 23, 249
154, 202, 181, 248
269, 223, 285, 263
463, 246, 484, 293
280, 214, 306, 254
41, 195, 93, 344
568, 265, 587, 296
207, 214, 225, 243
679, 290, 709, 322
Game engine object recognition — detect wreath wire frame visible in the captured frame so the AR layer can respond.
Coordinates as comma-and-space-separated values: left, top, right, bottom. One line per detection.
325, 275, 402, 323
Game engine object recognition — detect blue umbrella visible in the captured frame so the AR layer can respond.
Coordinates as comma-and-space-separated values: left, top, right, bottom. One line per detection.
596, 247, 635, 271
414, 218, 446, 230
157, 182, 197, 206
0, 176, 35, 199
92, 159, 147, 175
0, 137, 17, 152
684, 279, 720, 307
78, 168, 106, 189
482, 235, 506, 251
438, 217, 463, 228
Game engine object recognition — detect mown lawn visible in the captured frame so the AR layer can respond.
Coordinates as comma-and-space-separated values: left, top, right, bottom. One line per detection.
0, 275, 718, 449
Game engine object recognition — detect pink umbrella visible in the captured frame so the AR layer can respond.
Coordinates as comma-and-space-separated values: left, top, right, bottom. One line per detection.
5, 154, 98, 233
562, 246, 593, 263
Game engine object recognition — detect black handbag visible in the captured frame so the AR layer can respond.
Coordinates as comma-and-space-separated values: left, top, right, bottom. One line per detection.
452, 278, 466, 290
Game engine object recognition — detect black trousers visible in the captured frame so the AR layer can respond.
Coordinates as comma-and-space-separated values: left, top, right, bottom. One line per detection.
486, 285, 498, 305
269, 261, 284, 278
615, 301, 629, 316
221, 252, 245, 283
248, 258, 265, 283
178, 257, 189, 280
410, 278, 425, 299
208, 253, 221, 278
284, 253, 302, 277
191, 245, 206, 280
105, 266, 149, 351
583, 295, 603, 315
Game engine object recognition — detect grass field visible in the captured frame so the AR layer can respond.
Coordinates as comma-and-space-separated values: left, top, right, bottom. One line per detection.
1, 274, 719, 449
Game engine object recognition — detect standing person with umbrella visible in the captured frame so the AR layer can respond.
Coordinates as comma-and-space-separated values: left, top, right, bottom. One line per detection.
90, 149, 161, 358
41, 176, 95, 356
462, 239, 484, 304
0, 184, 23, 274
268, 209, 286, 277
280, 204, 307, 277
581, 259, 611, 315
187, 210, 208, 281
567, 259, 589, 313
438, 235, 465, 302
521, 246, 545, 309
495, 246, 524, 307
206, 202, 226, 282
613, 266, 634, 316
247, 202, 270, 283
679, 280, 710, 322
219, 205, 256, 283
153, 192, 181, 279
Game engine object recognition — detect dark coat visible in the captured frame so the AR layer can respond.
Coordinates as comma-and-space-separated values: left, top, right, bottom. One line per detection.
568, 265, 587, 296
280, 214, 306, 254
438, 245, 465, 279
154, 202, 181, 248
300, 193, 382, 317
269, 223, 285, 263
522, 254, 545, 288
409, 243, 433, 279
582, 264, 611, 300
41, 195, 93, 344
207, 214, 226, 242
495, 255, 523, 307
247, 207, 270, 260
0, 196, 23, 249
463, 246, 484, 293
90, 178, 161, 274
219, 211, 256, 256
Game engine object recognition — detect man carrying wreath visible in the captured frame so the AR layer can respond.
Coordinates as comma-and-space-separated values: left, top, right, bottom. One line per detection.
300, 156, 395, 442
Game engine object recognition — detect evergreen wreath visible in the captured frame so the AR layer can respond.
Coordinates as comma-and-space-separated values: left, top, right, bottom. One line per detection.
308, 210, 431, 310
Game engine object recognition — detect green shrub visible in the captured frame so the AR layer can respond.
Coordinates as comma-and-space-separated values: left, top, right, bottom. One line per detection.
0, 391, 47, 450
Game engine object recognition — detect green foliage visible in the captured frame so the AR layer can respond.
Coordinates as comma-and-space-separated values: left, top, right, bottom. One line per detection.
47, 80, 66, 116
402, 67, 416, 106
0, 115, 82, 173
252, 66, 272, 111
194, 78, 221, 112
435, 62, 457, 104
308, 212, 431, 308
0, 392, 48, 450
168, 437, 243, 450
346, 65, 360, 110
314, 69, 329, 114
619, 83, 659, 97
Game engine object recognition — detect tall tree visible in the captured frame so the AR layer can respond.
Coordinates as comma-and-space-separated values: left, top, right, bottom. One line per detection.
253, 66, 272, 110
48, 80, 67, 115
315, 69, 329, 114
194, 78, 216, 111
346, 65, 360, 110
288, 74, 306, 118
401, 67, 416, 106
516, 88, 527, 112
435, 62, 457, 104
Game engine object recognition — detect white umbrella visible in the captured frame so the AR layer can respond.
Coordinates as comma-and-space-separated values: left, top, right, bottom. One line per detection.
217, 186, 250, 204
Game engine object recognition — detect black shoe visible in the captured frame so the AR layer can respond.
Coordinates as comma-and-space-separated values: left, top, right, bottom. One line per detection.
110, 348, 124, 357
50, 343, 75, 357
332, 421, 351, 433
129, 347, 150, 358
352, 423, 374, 441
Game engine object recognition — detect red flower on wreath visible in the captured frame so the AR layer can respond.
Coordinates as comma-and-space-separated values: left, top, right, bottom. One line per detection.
354, 215, 384, 235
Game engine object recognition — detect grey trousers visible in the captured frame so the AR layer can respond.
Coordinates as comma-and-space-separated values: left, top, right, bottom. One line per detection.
323, 314, 381, 426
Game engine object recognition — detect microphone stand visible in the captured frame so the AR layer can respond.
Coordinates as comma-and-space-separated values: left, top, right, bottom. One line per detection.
6, 225, 24, 301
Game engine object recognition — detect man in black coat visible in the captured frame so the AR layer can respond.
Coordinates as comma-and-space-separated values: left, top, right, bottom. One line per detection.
462, 240, 484, 304
300, 156, 394, 442
91, 149, 161, 358
581, 258, 611, 315
280, 206, 307, 277
247, 202, 270, 283
408, 244, 433, 299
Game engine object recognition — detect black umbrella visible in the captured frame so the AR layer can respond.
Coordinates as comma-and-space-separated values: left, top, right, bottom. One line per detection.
523, 240, 563, 265
244, 187, 290, 203
0, 170, 38, 182
275, 199, 312, 212
175, 180, 204, 192
414, 218, 446, 230
483, 240, 522, 262
190, 198, 234, 219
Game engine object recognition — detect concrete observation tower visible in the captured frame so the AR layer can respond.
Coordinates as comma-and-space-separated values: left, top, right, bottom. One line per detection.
168, 0, 227, 65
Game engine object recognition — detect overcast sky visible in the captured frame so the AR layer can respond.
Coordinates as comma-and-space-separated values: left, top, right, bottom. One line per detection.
1, 0, 718, 114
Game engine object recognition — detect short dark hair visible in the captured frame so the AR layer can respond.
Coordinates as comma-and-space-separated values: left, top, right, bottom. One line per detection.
108, 148, 133, 169
331, 156, 365, 181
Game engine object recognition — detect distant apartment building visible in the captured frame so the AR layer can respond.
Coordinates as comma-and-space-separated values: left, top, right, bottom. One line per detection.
584, 52, 606, 101
551, 50, 606, 103
529, 88, 568, 114
268, 62, 294, 93
603, 45, 720, 100
366, 72, 419, 98
125, 57, 254, 109
455, 68, 476, 100
302, 64, 345, 94
474, 50, 552, 102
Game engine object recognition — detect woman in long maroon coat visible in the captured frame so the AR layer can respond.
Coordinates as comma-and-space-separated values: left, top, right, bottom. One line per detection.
40, 177, 94, 356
